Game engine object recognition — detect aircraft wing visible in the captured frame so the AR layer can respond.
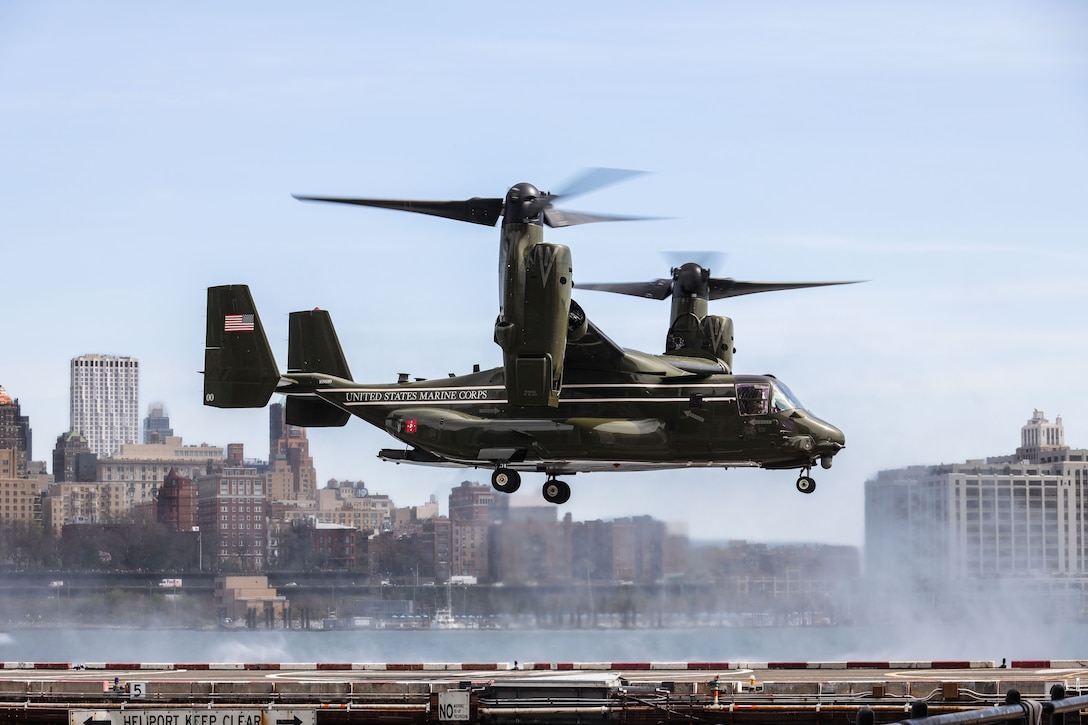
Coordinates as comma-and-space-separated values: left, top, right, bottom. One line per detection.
564, 311, 727, 377
563, 317, 627, 371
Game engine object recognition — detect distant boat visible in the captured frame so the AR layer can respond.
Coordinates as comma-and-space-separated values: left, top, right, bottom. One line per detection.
430, 581, 476, 629
431, 607, 465, 629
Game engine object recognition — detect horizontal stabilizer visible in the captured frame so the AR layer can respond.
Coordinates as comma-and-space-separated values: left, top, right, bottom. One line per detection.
204, 285, 280, 408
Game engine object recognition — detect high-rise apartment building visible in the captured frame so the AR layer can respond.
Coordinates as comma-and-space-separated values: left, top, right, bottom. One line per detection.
70, 354, 139, 457
865, 410, 1088, 608
0, 386, 32, 478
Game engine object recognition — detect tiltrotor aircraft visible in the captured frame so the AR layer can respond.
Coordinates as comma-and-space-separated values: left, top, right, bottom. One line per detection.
204, 171, 847, 504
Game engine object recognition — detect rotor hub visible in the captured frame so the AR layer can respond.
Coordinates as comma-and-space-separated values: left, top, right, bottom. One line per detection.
505, 182, 544, 224
673, 262, 710, 298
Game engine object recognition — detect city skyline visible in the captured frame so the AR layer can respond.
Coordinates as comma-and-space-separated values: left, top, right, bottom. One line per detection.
3, 3, 1086, 545
8, 379, 1088, 631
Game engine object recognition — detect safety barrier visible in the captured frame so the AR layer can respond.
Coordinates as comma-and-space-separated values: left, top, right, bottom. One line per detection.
883, 686, 1087, 725
0, 659, 1007, 671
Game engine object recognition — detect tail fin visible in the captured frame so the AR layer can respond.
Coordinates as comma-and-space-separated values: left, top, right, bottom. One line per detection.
285, 309, 353, 427
204, 285, 280, 408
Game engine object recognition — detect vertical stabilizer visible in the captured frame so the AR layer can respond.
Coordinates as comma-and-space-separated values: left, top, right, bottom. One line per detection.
204, 285, 280, 408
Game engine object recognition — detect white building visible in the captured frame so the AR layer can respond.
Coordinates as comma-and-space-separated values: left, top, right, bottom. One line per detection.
70, 354, 140, 457
865, 410, 1088, 609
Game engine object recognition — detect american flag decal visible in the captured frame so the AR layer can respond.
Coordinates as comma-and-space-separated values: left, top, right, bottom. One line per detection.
224, 313, 255, 332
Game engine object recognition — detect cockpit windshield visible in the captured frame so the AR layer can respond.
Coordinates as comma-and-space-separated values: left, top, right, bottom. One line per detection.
770, 380, 804, 412
736, 380, 805, 416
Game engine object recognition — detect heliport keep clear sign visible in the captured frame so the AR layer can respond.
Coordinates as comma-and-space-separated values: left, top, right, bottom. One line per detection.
437, 690, 470, 721
69, 709, 315, 725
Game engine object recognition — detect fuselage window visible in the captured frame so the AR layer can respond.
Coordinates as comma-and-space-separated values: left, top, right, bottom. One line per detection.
736, 383, 771, 416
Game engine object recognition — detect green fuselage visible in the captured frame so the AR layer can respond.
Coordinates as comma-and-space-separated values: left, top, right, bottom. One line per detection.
280, 355, 844, 477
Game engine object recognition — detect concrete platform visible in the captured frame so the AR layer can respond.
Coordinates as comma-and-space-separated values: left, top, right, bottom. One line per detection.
0, 661, 1083, 724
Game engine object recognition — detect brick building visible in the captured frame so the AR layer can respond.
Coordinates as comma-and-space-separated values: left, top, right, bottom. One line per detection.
157, 468, 196, 532
197, 466, 269, 572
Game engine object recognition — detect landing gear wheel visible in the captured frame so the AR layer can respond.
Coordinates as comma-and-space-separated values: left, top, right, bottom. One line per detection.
796, 475, 816, 494
491, 467, 521, 494
542, 479, 571, 504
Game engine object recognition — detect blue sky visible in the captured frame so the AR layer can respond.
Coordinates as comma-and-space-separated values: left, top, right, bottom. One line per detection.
2, 1, 1086, 544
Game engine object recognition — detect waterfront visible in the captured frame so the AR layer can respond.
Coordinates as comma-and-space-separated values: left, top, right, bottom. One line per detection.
2, 623, 1085, 665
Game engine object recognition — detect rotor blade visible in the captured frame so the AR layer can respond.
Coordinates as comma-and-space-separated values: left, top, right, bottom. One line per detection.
553, 167, 648, 200
575, 279, 674, 300
292, 195, 504, 226
543, 208, 657, 228
707, 279, 863, 300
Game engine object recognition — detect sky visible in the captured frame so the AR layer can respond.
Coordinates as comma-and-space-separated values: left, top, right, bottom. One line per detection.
2, 1, 1086, 546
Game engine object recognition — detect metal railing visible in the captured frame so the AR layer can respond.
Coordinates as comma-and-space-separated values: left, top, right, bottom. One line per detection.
877, 686, 1087, 725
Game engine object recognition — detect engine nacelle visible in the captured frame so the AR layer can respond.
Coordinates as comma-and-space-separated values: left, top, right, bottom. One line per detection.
494, 241, 572, 407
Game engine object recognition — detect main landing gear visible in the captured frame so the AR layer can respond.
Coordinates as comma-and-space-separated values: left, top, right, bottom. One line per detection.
491, 467, 521, 494
796, 469, 816, 494
491, 467, 572, 504
542, 477, 571, 505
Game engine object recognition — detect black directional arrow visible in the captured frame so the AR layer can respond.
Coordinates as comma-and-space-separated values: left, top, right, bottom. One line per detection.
276, 717, 303, 725
83, 716, 112, 725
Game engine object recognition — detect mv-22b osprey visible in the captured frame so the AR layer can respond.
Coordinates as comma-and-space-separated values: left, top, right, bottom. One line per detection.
204, 170, 848, 504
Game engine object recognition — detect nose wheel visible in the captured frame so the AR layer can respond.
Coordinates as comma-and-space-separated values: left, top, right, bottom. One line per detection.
796, 471, 816, 494
491, 467, 521, 494
542, 478, 571, 504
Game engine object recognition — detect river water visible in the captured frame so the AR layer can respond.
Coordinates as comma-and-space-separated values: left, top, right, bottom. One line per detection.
2, 623, 1084, 665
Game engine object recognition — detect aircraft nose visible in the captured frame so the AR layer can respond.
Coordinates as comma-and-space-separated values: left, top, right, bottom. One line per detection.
809, 416, 846, 452
801, 416, 844, 470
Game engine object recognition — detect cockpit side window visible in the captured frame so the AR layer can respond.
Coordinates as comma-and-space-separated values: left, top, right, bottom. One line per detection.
736, 382, 771, 416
